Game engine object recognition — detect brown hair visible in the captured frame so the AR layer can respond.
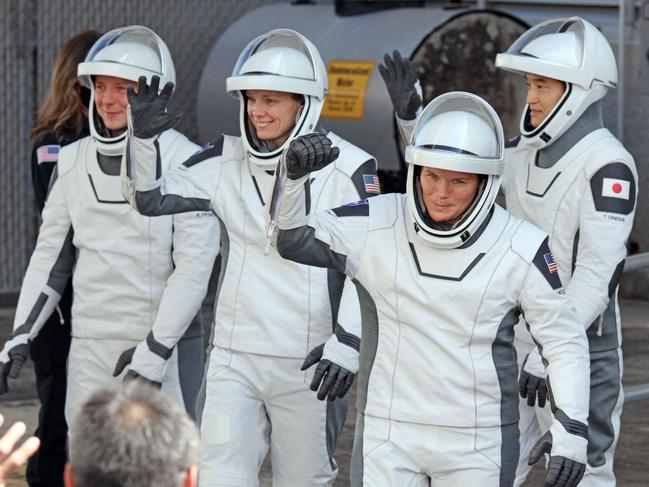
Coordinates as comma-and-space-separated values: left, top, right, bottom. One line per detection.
30, 30, 101, 146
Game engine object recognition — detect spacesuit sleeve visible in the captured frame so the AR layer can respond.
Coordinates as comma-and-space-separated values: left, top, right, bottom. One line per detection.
520, 238, 590, 427
323, 155, 378, 357
127, 206, 220, 379
565, 162, 636, 329
396, 115, 417, 146
122, 131, 222, 216
4, 171, 74, 350
274, 176, 370, 279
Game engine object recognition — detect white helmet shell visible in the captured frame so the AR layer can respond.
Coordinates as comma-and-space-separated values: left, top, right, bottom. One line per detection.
78, 26, 175, 156
495, 17, 617, 149
405, 92, 504, 249
226, 29, 327, 170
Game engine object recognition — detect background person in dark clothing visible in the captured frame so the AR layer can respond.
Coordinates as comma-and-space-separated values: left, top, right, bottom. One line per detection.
27, 30, 101, 487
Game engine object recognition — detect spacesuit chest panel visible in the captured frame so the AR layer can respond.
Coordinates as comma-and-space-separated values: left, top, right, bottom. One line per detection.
505, 132, 613, 283
71, 139, 173, 249
211, 158, 332, 358
360, 202, 526, 426
62, 138, 173, 338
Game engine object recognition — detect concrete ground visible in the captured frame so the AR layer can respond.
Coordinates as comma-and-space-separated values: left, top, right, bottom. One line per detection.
1, 299, 648, 486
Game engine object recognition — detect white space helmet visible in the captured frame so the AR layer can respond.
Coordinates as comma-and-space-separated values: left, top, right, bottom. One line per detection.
495, 17, 617, 149
226, 29, 327, 170
404, 92, 504, 249
78, 26, 175, 156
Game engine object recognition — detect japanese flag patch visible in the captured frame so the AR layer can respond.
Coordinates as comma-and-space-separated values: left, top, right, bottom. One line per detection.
601, 178, 630, 200
590, 163, 636, 216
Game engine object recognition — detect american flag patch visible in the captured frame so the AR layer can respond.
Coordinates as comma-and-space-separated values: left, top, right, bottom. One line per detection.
362, 174, 380, 194
36, 145, 60, 164
193, 142, 214, 155
343, 198, 368, 207
543, 253, 558, 273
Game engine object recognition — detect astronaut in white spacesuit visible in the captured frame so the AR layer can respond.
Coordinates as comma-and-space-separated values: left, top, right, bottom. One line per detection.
272, 92, 591, 487
494, 17, 638, 487
121, 29, 377, 486
0, 26, 219, 427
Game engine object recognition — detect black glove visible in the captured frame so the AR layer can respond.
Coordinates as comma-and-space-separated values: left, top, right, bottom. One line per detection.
529, 431, 586, 487
0, 343, 29, 395
285, 133, 340, 180
127, 75, 182, 139
519, 368, 548, 407
301, 344, 355, 401
378, 50, 422, 121
112, 346, 162, 388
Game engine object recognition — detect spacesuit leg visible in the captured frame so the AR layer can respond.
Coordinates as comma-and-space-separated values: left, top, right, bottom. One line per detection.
197, 346, 269, 487
65, 337, 138, 432
513, 336, 542, 486
432, 424, 517, 487
360, 416, 429, 487
160, 347, 184, 406
175, 313, 205, 420
266, 356, 346, 487
580, 347, 623, 487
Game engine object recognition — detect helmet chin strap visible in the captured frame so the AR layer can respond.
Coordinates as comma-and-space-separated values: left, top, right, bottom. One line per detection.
536, 100, 605, 169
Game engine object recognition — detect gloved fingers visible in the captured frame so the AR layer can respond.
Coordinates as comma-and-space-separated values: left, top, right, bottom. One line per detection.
537, 381, 548, 408
309, 360, 329, 393
329, 371, 354, 400
544, 456, 564, 487
136, 75, 148, 98
382, 52, 396, 80
123, 369, 162, 389
566, 461, 586, 487
127, 84, 138, 103
391, 50, 406, 81
519, 370, 530, 398
377, 62, 390, 84
327, 375, 345, 401
526, 376, 540, 407
301, 343, 325, 371
528, 431, 552, 465
112, 346, 136, 377
340, 372, 355, 398
8, 356, 25, 380
325, 366, 349, 401
149, 75, 161, 97
159, 81, 175, 100
329, 146, 340, 165
305, 136, 318, 167
405, 59, 418, 85
7, 344, 28, 380
317, 363, 338, 401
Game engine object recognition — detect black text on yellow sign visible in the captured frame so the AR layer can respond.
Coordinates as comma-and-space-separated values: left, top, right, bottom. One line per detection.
322, 60, 375, 121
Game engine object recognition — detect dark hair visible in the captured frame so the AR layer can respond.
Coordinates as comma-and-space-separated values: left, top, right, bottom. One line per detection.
29, 30, 101, 146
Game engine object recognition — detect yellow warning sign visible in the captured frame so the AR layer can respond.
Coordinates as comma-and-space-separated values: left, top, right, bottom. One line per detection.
321, 60, 375, 121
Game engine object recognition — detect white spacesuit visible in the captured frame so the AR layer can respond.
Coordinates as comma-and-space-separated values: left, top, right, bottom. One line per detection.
122, 29, 377, 486
495, 17, 637, 486
0, 26, 219, 426
272, 92, 591, 487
